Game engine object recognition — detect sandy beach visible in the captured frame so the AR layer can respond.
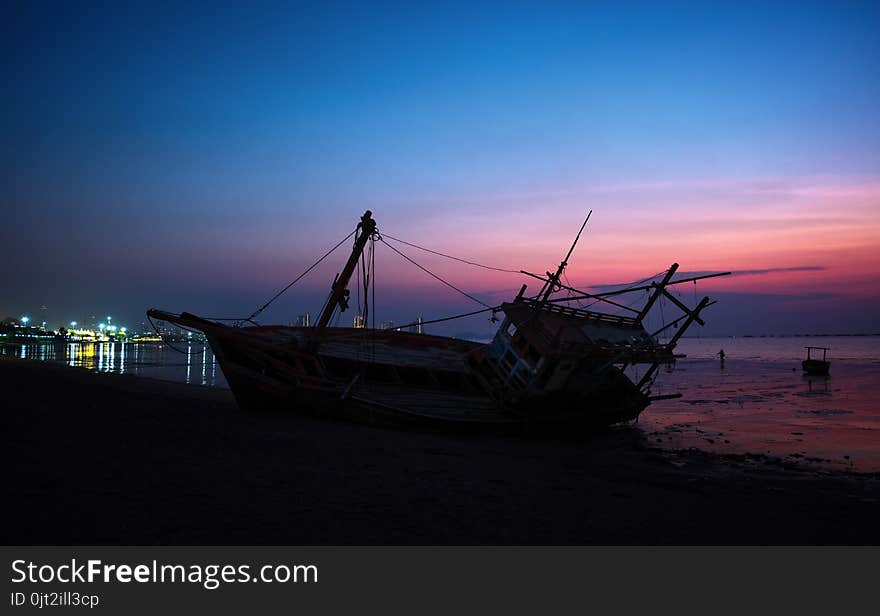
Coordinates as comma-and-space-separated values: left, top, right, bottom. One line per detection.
4, 356, 878, 545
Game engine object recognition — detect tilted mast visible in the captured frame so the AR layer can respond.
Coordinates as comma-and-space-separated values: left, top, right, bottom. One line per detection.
315, 210, 377, 331
538, 210, 592, 303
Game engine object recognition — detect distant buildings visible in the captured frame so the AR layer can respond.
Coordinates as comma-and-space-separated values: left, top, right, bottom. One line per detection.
378, 317, 424, 333
1, 311, 182, 342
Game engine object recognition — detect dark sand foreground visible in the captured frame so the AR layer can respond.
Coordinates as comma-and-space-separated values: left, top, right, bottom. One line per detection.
4, 357, 878, 544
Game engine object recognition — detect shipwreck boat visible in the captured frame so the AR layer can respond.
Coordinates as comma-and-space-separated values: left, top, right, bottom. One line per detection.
148, 210, 729, 431
802, 346, 831, 376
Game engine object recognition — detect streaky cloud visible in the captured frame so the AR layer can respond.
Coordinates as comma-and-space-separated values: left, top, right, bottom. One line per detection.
728, 266, 826, 277
675, 266, 827, 279
584, 265, 827, 292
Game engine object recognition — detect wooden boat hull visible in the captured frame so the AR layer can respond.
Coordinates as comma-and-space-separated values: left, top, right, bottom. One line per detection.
210, 333, 649, 431
148, 310, 650, 432
802, 359, 830, 376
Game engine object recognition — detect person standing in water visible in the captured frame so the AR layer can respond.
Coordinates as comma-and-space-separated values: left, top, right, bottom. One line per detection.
718, 349, 725, 368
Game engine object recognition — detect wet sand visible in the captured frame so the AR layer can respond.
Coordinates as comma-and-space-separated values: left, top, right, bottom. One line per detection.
644, 358, 880, 471
4, 356, 878, 544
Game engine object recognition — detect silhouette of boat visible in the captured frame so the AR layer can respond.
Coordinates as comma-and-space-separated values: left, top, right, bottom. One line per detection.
148, 210, 729, 430
802, 346, 830, 376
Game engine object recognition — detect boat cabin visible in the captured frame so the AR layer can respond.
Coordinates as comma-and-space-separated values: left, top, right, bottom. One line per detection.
802, 346, 830, 376
468, 294, 675, 408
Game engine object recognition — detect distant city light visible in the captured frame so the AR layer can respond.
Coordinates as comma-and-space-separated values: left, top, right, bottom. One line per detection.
108, 325, 117, 332
120, 327, 127, 333
70, 321, 77, 327
99, 323, 106, 330
21, 316, 29, 325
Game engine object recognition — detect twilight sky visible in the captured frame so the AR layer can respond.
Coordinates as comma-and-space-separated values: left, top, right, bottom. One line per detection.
3, 1, 879, 337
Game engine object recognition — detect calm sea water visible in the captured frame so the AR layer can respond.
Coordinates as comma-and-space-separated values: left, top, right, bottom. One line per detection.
3, 335, 878, 470
674, 335, 878, 362
647, 336, 880, 471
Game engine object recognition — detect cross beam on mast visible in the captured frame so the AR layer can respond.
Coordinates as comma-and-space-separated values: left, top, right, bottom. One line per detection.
650, 300, 717, 338
666, 295, 711, 347
636, 263, 678, 323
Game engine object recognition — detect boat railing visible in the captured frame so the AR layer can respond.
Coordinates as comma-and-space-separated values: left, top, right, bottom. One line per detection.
517, 297, 640, 327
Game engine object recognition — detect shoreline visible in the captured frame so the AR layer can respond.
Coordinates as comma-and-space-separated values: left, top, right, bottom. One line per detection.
5, 356, 878, 544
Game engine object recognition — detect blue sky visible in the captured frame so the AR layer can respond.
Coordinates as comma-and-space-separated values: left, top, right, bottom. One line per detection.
3, 1, 879, 335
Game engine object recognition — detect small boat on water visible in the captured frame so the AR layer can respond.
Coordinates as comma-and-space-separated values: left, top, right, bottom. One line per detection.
148, 210, 729, 431
802, 346, 831, 376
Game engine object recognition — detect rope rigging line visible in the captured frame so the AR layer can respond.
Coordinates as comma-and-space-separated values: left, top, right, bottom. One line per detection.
356, 247, 362, 317
355, 234, 376, 329
658, 293, 667, 343
393, 305, 501, 330
196, 316, 257, 323
323, 305, 503, 343
555, 267, 672, 310
356, 238, 370, 327
246, 228, 357, 323
381, 232, 522, 274
562, 271, 593, 309
147, 314, 210, 356
370, 235, 376, 330
378, 237, 493, 308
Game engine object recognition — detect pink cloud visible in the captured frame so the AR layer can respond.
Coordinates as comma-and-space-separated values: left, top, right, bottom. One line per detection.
363, 175, 880, 302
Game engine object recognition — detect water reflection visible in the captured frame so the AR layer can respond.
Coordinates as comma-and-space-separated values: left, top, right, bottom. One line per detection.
644, 356, 880, 471
0, 341, 227, 388
804, 375, 830, 394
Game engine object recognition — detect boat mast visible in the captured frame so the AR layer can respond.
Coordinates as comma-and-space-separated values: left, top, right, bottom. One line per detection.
315, 210, 377, 331
539, 210, 592, 303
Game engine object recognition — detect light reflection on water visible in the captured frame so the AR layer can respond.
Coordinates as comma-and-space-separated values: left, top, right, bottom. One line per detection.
1, 341, 227, 388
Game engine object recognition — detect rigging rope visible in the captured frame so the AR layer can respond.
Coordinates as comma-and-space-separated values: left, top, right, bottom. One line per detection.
246, 228, 357, 323
560, 268, 671, 310
147, 314, 209, 356
562, 271, 593, 309
396, 305, 500, 329
371, 235, 376, 330
658, 293, 667, 343
378, 237, 492, 308
356, 247, 362, 317
381, 233, 521, 273
323, 305, 503, 343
